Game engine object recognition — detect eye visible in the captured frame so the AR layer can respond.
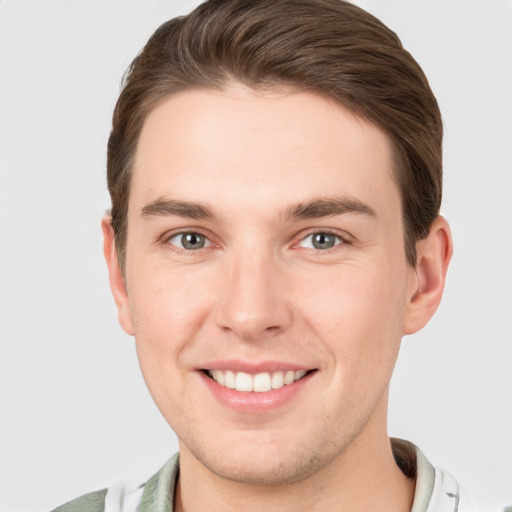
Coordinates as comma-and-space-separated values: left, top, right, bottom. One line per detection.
298, 232, 343, 250
167, 232, 211, 250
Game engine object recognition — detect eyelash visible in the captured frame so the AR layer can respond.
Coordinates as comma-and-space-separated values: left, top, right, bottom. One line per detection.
295, 230, 347, 252
164, 230, 214, 253
162, 229, 349, 255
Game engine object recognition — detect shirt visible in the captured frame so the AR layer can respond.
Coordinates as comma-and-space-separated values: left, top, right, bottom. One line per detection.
51, 439, 503, 512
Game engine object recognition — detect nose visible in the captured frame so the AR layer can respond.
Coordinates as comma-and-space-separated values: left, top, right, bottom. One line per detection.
213, 249, 293, 342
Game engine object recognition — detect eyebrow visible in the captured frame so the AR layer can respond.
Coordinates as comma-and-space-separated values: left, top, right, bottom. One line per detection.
283, 196, 376, 221
140, 196, 376, 221
141, 198, 215, 219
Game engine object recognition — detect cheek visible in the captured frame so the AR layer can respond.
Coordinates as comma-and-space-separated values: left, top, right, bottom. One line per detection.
128, 268, 212, 418
298, 260, 407, 368
127, 264, 214, 376
298, 262, 408, 421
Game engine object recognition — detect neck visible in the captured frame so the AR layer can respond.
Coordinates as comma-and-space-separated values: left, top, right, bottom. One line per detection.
175, 402, 415, 512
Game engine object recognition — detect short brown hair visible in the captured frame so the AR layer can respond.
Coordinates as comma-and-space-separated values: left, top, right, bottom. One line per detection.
107, 0, 443, 269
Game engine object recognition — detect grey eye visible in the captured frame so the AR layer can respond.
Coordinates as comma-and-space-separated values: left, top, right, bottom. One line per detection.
312, 233, 336, 249
168, 232, 210, 250
298, 232, 342, 250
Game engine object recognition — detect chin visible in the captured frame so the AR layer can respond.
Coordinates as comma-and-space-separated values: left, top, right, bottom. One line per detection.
202, 450, 324, 485
182, 427, 352, 486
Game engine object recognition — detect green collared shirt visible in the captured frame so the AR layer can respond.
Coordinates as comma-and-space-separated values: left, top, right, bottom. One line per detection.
51, 440, 499, 512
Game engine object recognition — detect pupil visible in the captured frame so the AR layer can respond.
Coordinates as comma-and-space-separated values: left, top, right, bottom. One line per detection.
183, 233, 204, 249
313, 233, 334, 249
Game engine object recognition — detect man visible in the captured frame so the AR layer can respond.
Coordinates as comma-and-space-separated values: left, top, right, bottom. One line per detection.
52, 1, 493, 510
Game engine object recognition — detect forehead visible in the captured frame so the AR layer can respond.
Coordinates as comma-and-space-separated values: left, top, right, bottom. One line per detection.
130, 86, 399, 218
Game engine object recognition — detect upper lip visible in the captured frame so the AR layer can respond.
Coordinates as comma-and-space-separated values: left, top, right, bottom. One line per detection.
199, 360, 314, 373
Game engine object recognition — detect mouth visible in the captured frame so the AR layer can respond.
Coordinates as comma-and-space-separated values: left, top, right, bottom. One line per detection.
203, 369, 313, 392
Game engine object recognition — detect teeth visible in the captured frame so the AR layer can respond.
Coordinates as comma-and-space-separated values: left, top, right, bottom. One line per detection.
284, 370, 295, 385
235, 372, 253, 392
271, 371, 284, 390
212, 370, 225, 386
253, 372, 272, 392
207, 369, 309, 392
224, 370, 236, 389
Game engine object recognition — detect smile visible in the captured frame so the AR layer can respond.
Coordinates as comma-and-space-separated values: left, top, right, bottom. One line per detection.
206, 369, 309, 392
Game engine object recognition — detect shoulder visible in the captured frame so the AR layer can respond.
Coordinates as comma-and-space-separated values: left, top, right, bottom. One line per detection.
49, 453, 180, 512
429, 463, 508, 512
50, 489, 107, 512
392, 439, 508, 512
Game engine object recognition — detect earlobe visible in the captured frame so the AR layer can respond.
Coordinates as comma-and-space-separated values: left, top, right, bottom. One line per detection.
402, 216, 453, 335
101, 216, 135, 336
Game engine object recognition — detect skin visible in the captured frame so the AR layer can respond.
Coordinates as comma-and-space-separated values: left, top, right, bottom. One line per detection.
103, 85, 452, 512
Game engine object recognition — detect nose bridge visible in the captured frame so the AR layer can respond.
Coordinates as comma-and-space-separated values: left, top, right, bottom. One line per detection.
214, 242, 292, 340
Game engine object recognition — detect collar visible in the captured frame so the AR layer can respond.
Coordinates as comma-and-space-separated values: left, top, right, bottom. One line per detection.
134, 440, 459, 512
392, 438, 460, 512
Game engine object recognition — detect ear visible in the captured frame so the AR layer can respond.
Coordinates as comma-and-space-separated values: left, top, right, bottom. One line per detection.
101, 216, 135, 336
402, 216, 453, 335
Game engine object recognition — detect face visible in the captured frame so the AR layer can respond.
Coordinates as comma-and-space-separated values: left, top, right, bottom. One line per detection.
115, 86, 420, 485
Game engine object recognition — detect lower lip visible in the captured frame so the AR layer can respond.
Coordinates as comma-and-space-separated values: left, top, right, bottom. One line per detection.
199, 371, 315, 413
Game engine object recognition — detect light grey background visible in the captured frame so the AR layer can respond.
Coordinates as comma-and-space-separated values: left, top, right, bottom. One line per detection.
1, 1, 510, 511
